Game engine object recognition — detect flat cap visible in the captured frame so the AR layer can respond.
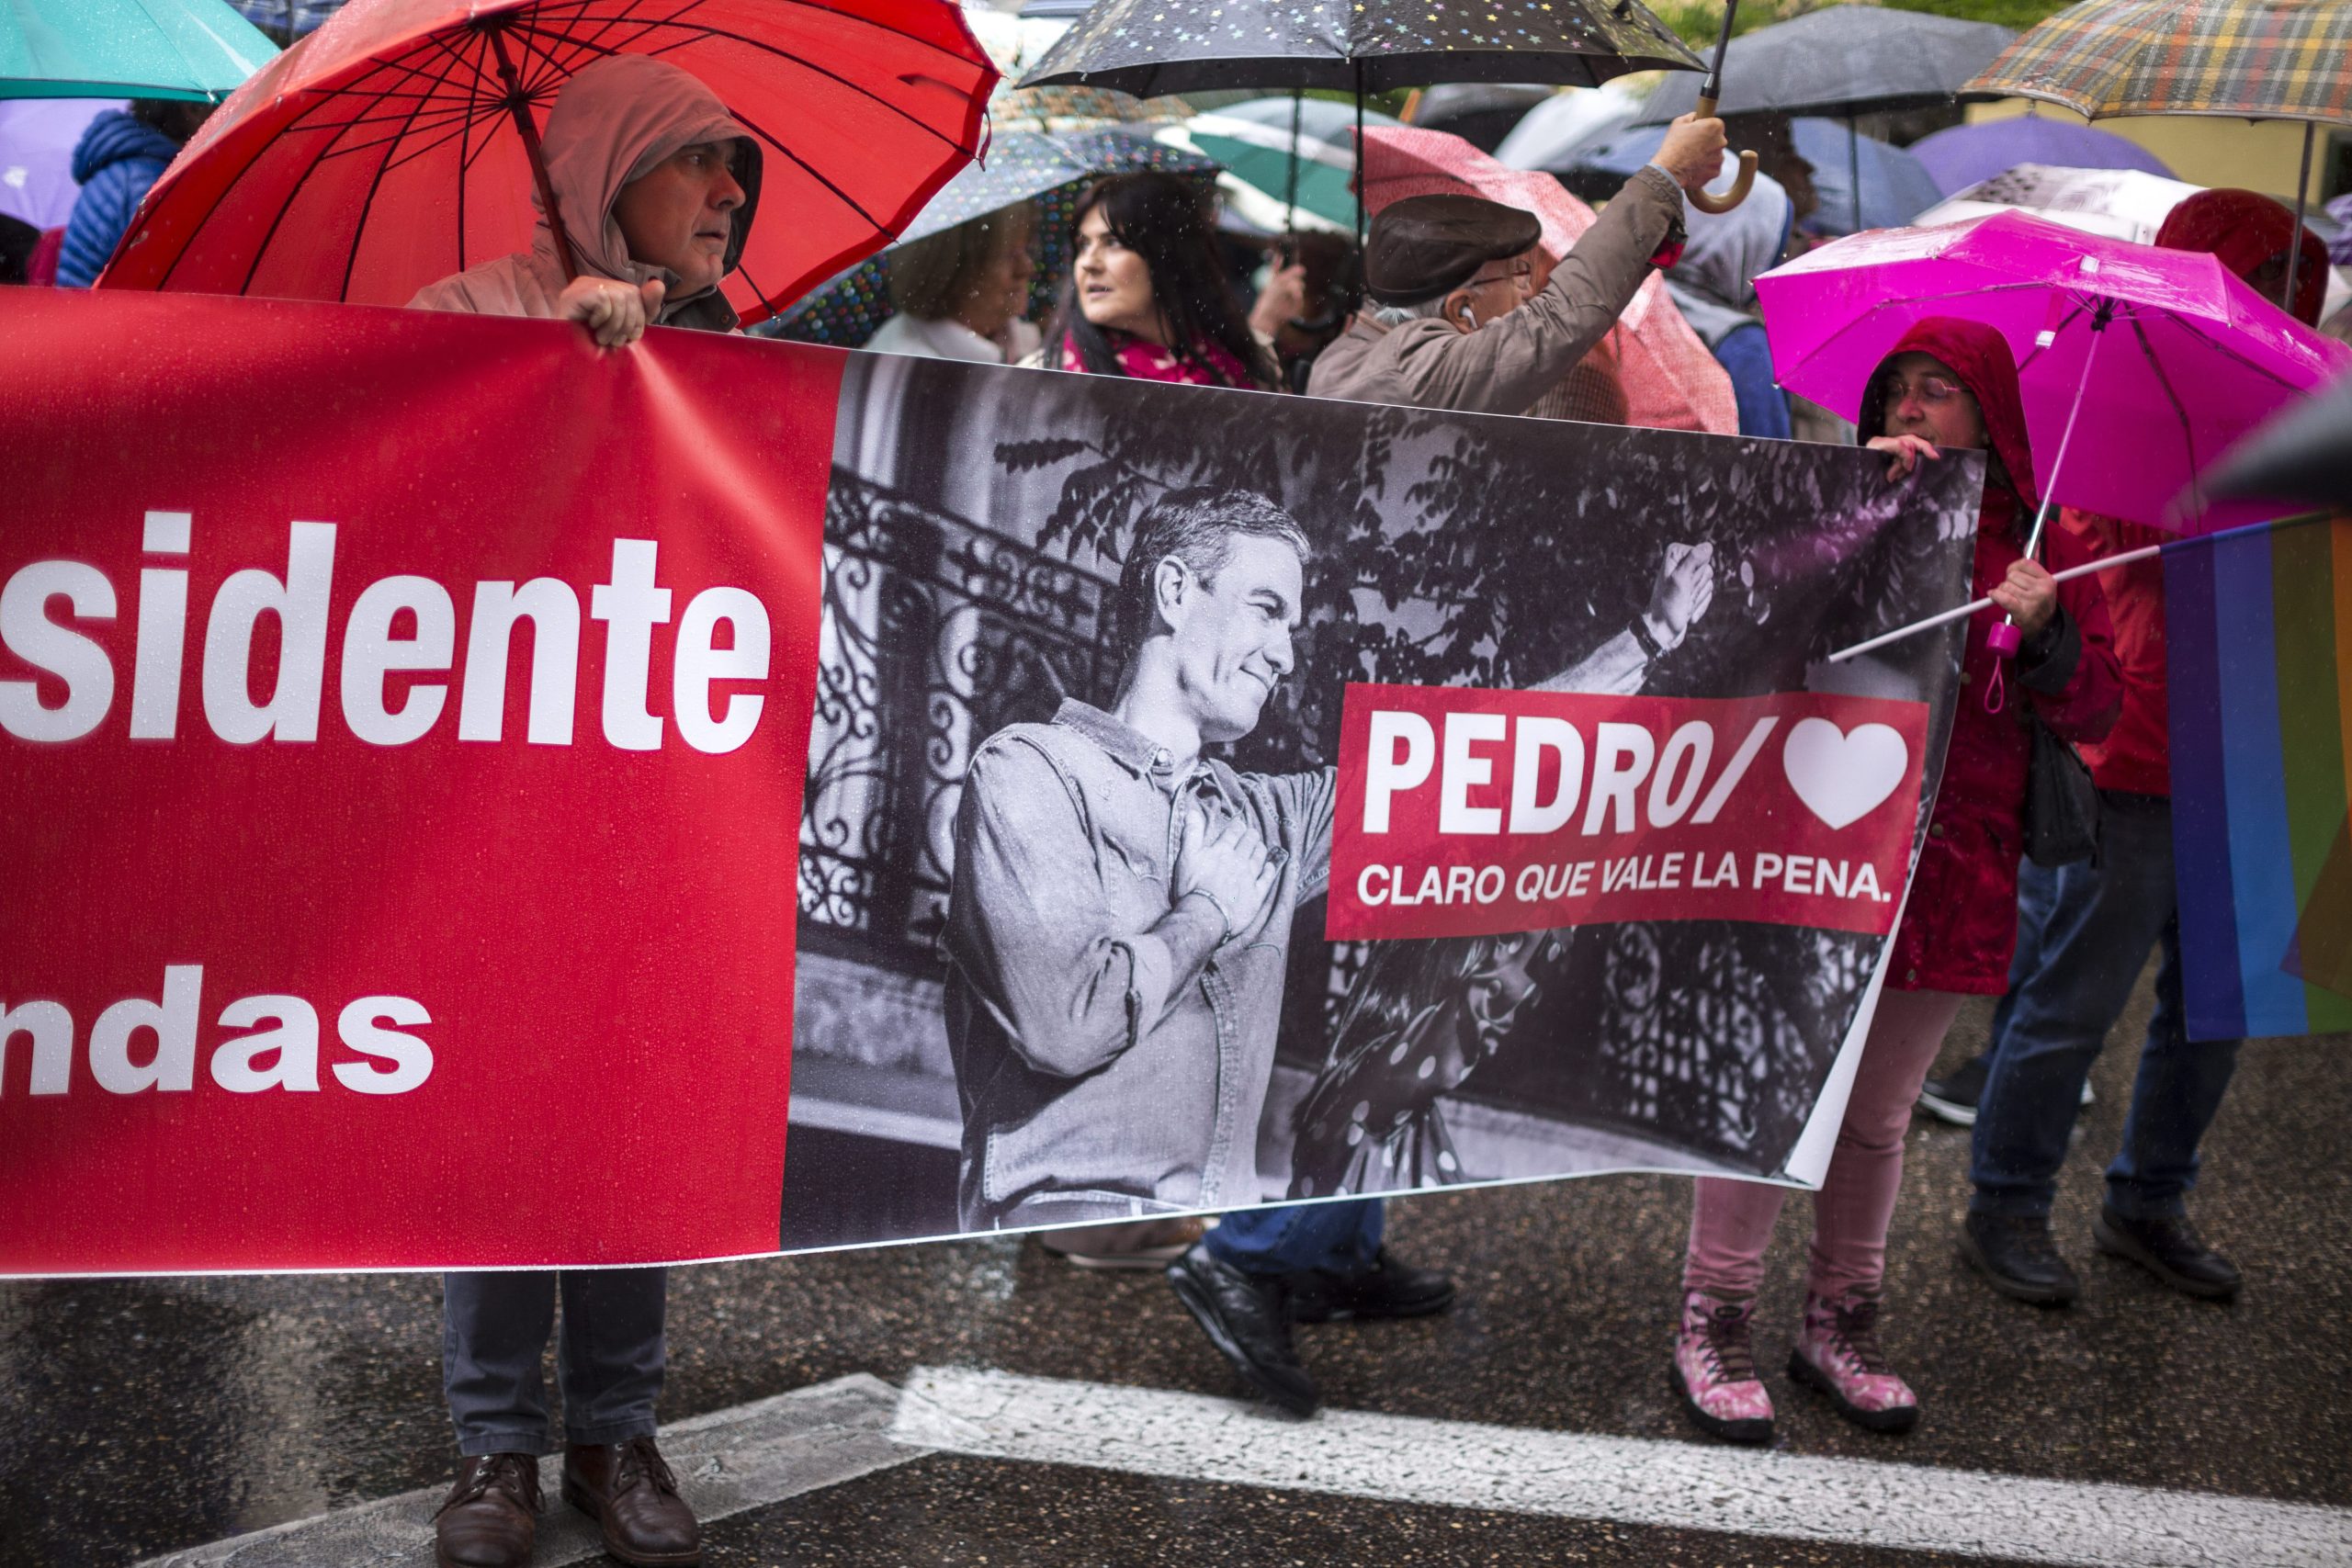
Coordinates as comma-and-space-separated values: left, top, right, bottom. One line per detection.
1363, 195, 1542, 306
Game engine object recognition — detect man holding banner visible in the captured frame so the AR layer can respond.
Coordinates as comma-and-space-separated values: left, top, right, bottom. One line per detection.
404, 53, 764, 1568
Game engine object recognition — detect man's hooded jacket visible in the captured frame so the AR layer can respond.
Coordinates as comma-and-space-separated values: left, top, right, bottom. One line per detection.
408, 53, 762, 333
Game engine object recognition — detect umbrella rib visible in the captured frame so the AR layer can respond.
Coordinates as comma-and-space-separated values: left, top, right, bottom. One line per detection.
2124, 313, 2205, 513
515, 17, 979, 155
340, 58, 447, 304
729, 103, 888, 231
236, 100, 366, 297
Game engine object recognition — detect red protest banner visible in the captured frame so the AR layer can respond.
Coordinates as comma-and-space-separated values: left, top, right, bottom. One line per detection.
1326, 683, 1929, 942
0, 291, 838, 1274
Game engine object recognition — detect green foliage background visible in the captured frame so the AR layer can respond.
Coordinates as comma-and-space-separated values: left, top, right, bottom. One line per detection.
1649, 0, 2075, 48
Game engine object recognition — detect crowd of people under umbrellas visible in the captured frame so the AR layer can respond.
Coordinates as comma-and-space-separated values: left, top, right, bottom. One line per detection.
11, 4, 2350, 1565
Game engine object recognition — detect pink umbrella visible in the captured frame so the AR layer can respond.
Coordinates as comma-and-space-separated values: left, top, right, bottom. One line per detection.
1754, 209, 2350, 536
1357, 124, 1737, 436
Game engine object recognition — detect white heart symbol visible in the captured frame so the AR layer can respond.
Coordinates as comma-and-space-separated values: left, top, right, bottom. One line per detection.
1781, 718, 1908, 830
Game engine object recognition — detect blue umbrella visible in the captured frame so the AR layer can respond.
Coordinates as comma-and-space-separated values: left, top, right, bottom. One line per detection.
1573, 117, 1942, 235
1, 0, 275, 100
1907, 115, 2173, 197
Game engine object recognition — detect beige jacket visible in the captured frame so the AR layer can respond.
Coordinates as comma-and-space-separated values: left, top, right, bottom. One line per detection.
1306, 165, 1683, 415
407, 54, 758, 333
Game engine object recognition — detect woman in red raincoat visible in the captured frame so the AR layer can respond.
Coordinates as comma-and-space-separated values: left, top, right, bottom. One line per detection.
1669, 316, 2121, 1445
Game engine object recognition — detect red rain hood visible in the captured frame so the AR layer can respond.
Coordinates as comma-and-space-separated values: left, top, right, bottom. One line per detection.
2155, 187, 2328, 327
1860, 315, 2038, 526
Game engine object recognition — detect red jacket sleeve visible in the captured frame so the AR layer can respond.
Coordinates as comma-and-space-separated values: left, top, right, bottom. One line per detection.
2021, 519, 2123, 747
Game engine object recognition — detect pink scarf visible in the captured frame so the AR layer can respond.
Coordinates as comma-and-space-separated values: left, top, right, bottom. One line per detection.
1059, 331, 1257, 388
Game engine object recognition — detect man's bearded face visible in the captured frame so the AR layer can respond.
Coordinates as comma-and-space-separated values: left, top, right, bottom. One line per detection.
1168, 534, 1304, 744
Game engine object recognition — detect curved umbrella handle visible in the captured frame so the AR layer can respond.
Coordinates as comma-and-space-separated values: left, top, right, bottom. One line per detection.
1685, 92, 1757, 216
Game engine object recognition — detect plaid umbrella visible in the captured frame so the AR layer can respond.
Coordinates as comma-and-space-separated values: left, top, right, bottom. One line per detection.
1962, 0, 2352, 123
1962, 0, 2352, 318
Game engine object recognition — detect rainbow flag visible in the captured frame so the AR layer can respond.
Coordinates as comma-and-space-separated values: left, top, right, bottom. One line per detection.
2168, 514, 2352, 1041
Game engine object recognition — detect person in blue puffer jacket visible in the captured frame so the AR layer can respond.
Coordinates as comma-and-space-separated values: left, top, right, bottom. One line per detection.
57, 101, 209, 288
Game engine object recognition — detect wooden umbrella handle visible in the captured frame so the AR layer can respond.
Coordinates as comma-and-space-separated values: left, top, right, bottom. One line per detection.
1686, 92, 1757, 216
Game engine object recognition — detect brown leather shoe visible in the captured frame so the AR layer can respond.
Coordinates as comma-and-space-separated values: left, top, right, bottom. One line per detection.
433, 1452, 539, 1568
563, 1436, 700, 1566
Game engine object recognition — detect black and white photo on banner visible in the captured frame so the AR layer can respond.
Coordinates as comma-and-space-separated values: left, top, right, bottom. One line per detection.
781, 351, 1979, 1251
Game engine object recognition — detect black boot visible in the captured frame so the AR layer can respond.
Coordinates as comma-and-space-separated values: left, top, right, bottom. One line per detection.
2093, 1203, 2242, 1301
1285, 1247, 1456, 1323
1960, 1211, 2081, 1305
1167, 1243, 1319, 1416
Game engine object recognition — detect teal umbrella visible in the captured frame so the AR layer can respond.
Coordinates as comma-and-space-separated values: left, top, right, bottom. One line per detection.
1, 0, 277, 101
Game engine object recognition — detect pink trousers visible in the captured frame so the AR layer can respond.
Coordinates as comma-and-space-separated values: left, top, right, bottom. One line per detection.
1683, 987, 1964, 1303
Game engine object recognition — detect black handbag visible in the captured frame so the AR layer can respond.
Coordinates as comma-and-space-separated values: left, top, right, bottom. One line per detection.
2021, 715, 2099, 866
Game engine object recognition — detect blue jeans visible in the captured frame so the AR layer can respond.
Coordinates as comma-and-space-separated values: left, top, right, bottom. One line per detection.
1970, 793, 2242, 1222
442, 1269, 666, 1456
1206, 1199, 1383, 1276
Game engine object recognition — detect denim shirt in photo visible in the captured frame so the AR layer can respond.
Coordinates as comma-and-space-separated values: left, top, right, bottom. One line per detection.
942, 699, 1335, 1229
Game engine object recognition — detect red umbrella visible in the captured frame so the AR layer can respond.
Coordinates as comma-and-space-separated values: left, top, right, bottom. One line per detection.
96, 0, 996, 325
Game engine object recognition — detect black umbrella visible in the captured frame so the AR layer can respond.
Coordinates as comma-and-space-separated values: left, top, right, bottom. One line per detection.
2208, 378, 2352, 514
1634, 4, 2013, 122
1014, 0, 1702, 98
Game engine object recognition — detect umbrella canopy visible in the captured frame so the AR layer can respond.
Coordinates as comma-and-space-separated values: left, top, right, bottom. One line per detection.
93, 0, 994, 326
1962, 0, 2352, 125
1014, 0, 1702, 96
900, 125, 1216, 247
232, 2, 347, 39
1158, 96, 1401, 231
2209, 376, 2352, 513
1572, 118, 1942, 235
1636, 5, 2015, 123
1914, 164, 2204, 246
1907, 115, 2173, 197
1755, 209, 2352, 531
1492, 80, 1643, 173
0, 98, 121, 229
1358, 124, 1737, 435
1408, 82, 1552, 152
775, 119, 1220, 343
1, 0, 277, 101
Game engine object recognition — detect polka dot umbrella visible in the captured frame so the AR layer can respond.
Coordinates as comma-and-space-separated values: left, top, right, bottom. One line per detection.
1013, 0, 1702, 97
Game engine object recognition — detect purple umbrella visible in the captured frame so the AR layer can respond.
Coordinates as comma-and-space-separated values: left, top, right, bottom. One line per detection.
0, 98, 119, 230
1755, 209, 2351, 539
1907, 115, 2172, 197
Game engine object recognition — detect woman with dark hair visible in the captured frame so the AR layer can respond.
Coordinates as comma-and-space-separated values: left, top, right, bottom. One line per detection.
1670, 317, 2121, 1448
1051, 171, 1284, 390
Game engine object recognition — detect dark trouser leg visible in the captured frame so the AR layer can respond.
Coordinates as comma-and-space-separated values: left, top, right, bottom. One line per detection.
2105, 919, 2243, 1221
1970, 794, 2177, 1220
1204, 1200, 1384, 1276
1986, 857, 2062, 1062
556, 1267, 667, 1448
444, 1271, 559, 1457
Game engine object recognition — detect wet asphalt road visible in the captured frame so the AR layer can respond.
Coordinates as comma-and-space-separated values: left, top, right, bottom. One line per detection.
6, 971, 2347, 1567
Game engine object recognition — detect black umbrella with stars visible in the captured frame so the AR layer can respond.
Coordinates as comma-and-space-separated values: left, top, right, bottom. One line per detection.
1016, 0, 1702, 97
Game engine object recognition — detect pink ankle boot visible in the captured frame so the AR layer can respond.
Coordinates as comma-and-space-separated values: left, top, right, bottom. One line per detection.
1669, 1290, 1772, 1443
1790, 1291, 1918, 1433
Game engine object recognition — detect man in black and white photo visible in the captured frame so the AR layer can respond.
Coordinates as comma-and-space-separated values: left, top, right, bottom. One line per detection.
943, 489, 1329, 1235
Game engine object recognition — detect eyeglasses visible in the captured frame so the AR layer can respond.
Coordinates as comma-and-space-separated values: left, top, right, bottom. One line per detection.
1878, 373, 1969, 407
1467, 260, 1535, 295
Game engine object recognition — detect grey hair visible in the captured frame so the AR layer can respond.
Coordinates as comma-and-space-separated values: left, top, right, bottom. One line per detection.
1369, 296, 1451, 327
